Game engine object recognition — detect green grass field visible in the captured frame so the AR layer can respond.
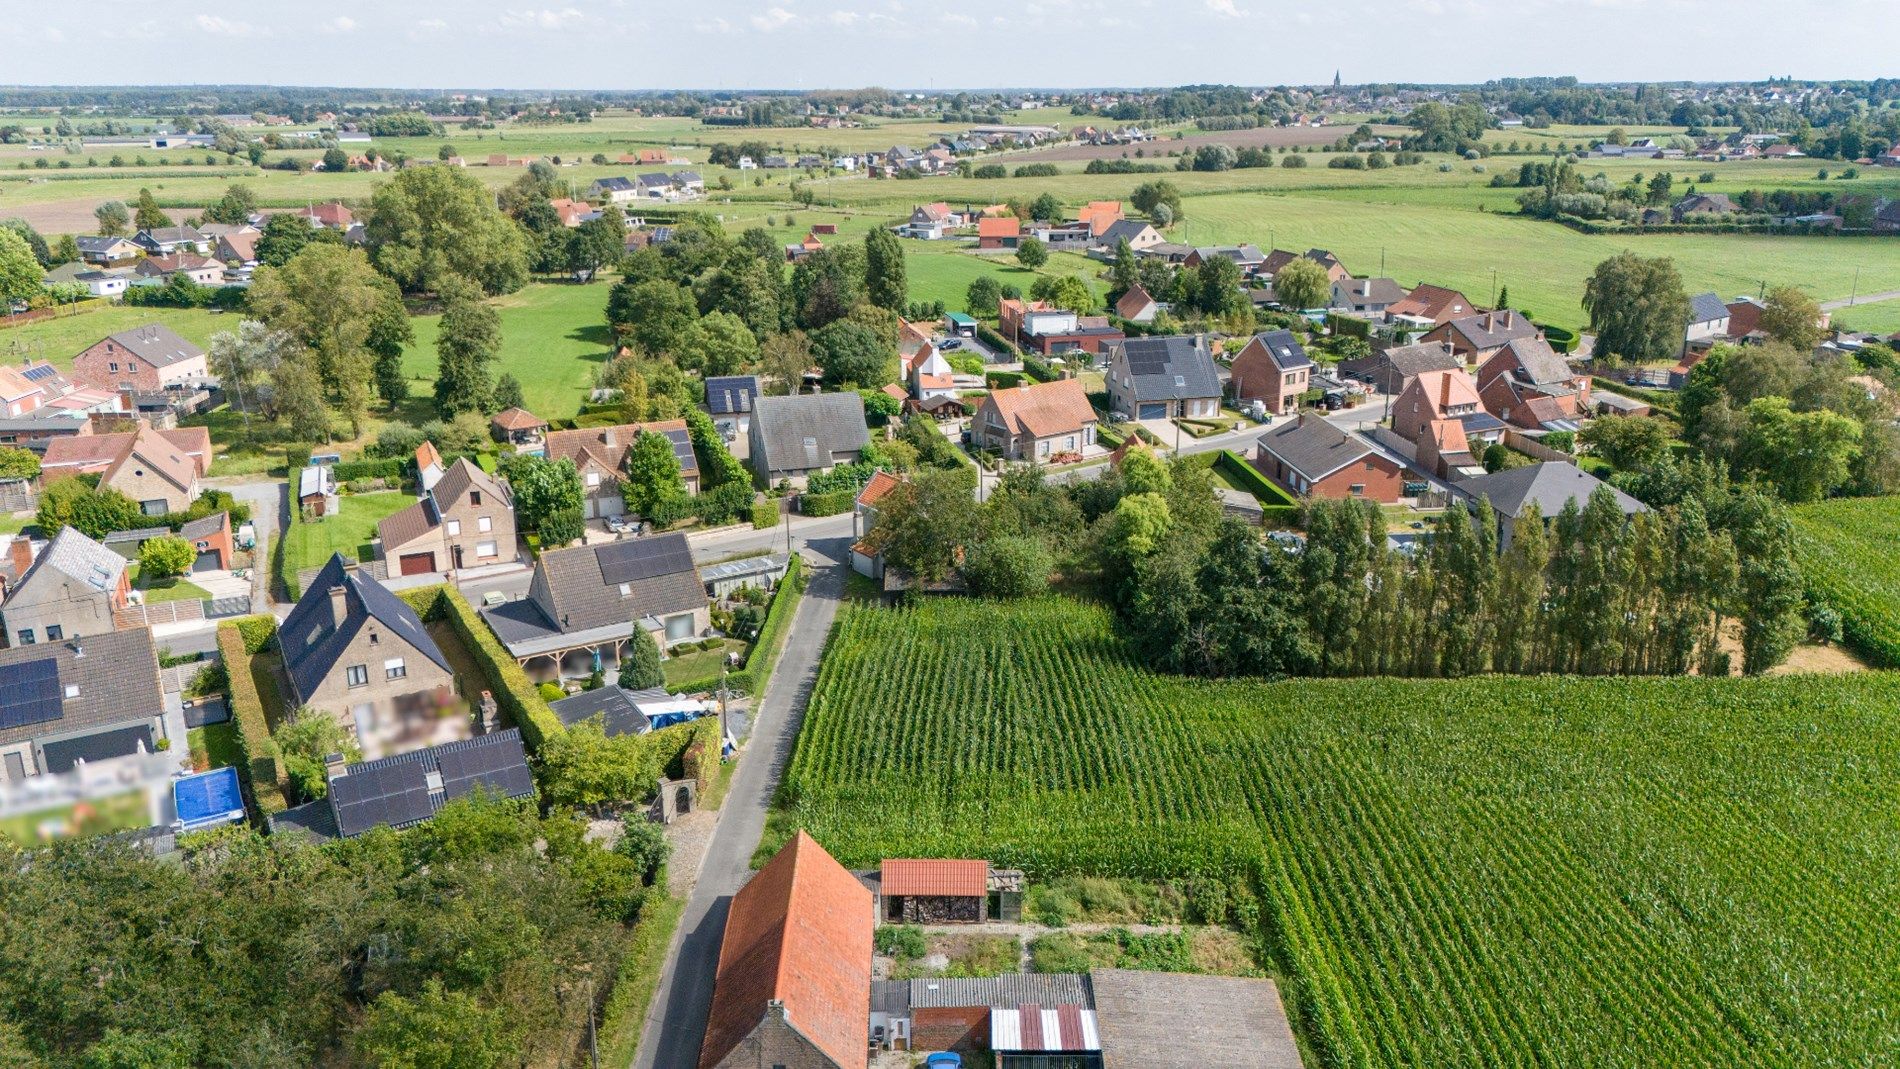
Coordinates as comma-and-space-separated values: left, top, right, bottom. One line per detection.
396, 279, 615, 420
0, 303, 226, 368
279, 491, 414, 599
776, 595, 1900, 1068
1831, 297, 1900, 336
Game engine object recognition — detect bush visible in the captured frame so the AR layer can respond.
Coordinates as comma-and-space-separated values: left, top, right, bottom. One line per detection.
538, 682, 567, 702
1281, 154, 1307, 169
875, 926, 927, 959
751, 501, 778, 529
798, 489, 854, 517
1012, 163, 1059, 178
138, 535, 196, 580
541, 508, 585, 548
1538, 324, 1580, 353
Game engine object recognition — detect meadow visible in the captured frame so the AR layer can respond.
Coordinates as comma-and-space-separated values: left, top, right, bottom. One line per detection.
775, 595, 1900, 1069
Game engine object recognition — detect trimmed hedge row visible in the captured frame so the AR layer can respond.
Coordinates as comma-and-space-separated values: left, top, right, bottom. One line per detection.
215, 620, 288, 816
751, 501, 779, 529
678, 555, 809, 696
1215, 450, 1300, 513
798, 489, 854, 517
1537, 324, 1580, 353
400, 584, 565, 750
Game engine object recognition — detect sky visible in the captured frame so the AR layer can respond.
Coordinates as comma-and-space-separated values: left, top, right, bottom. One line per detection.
0, 0, 1892, 90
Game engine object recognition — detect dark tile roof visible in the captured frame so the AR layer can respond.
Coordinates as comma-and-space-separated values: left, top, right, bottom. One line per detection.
903, 973, 1094, 1010
751, 393, 870, 474
1455, 461, 1647, 520
549, 684, 668, 736
1496, 337, 1573, 387
489, 533, 707, 649
104, 324, 204, 368
1110, 335, 1222, 402
1095, 219, 1156, 246
278, 554, 452, 700
179, 511, 228, 541
1257, 415, 1378, 483
1092, 970, 1304, 1069
271, 729, 535, 840
1689, 292, 1729, 324
704, 375, 761, 415
1248, 330, 1313, 372
1436, 311, 1538, 351
0, 628, 162, 750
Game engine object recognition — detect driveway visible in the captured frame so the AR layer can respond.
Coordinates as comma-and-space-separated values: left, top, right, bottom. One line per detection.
215, 476, 282, 613
632, 535, 851, 1069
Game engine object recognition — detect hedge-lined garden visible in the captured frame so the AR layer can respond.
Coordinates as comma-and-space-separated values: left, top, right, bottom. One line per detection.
215, 616, 288, 816
670, 555, 807, 696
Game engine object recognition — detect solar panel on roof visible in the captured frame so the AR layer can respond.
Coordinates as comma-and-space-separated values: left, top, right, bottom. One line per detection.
0, 658, 64, 730
436, 733, 534, 801
330, 760, 433, 837
596, 535, 695, 586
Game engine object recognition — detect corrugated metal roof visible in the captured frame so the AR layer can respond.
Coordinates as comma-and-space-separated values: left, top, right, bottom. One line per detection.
991, 1005, 1099, 1053
906, 974, 1092, 1009
882, 858, 988, 897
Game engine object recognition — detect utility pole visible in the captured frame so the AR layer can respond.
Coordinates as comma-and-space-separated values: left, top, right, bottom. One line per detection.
1490, 267, 1499, 308
585, 978, 598, 1069
783, 500, 792, 557
1851, 265, 1861, 306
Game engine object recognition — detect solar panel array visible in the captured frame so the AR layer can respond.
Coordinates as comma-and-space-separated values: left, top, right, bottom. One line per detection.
0, 658, 64, 731
595, 534, 695, 586
329, 760, 434, 837
437, 732, 535, 801
1123, 339, 1174, 377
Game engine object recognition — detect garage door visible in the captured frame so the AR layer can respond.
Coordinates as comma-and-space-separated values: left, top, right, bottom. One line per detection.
192, 550, 220, 573
1138, 402, 1168, 420
398, 552, 436, 576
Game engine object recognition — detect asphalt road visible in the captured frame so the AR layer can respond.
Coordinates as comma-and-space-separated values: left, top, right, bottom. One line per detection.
632, 534, 850, 1069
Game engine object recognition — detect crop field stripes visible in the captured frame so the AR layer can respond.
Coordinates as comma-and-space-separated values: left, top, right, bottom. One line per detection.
781, 596, 1900, 1067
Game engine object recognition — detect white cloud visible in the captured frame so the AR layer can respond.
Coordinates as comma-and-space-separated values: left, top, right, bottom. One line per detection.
326, 16, 358, 33
826, 9, 861, 25
40, 26, 65, 43
195, 14, 267, 37
750, 6, 797, 31
694, 15, 733, 32
416, 18, 448, 30
1205, 0, 1243, 15
499, 7, 587, 30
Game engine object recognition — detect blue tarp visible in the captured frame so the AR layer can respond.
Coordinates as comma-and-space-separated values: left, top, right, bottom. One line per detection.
173, 767, 245, 831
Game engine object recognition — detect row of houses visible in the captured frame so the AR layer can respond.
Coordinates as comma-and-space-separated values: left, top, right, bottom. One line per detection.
590, 172, 707, 204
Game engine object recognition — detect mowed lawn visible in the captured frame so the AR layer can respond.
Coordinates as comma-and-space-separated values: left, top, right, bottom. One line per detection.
397, 280, 616, 421
1175, 190, 1900, 330
0, 303, 228, 368
1832, 296, 1900, 336
279, 492, 414, 599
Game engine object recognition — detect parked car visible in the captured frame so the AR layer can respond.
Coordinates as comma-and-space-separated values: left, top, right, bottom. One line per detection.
924, 1055, 962, 1069
939, 338, 963, 350
607, 515, 645, 536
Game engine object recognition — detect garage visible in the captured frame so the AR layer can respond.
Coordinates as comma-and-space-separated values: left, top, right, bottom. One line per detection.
398, 552, 437, 576
1137, 402, 1168, 420
192, 550, 221, 573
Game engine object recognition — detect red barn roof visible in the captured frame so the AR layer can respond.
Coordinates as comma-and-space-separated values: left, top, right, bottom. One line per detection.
881, 858, 989, 897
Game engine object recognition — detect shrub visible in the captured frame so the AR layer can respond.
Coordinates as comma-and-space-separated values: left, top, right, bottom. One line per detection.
138, 535, 196, 580
1012, 163, 1059, 178
799, 489, 854, 517
751, 501, 779, 529
875, 926, 927, 959
538, 682, 567, 702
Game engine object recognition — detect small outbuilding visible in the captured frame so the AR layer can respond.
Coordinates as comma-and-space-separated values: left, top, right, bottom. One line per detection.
881, 858, 991, 923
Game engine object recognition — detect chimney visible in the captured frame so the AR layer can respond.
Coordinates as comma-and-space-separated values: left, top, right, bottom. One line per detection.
7, 535, 32, 579
329, 582, 348, 631
324, 751, 347, 783
765, 999, 789, 1023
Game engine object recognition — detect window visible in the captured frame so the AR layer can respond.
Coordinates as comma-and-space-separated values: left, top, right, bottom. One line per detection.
15, 629, 32, 645
469, 491, 481, 506
664, 613, 695, 642
45, 625, 62, 641
586, 472, 601, 488
108, 362, 119, 372
1349, 484, 1366, 496
446, 520, 461, 536
383, 658, 406, 681
1365, 460, 1376, 470
141, 499, 167, 517
477, 516, 492, 533
476, 541, 497, 559
345, 664, 369, 688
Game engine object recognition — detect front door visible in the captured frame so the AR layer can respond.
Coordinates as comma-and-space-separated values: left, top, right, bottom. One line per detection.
398, 552, 436, 576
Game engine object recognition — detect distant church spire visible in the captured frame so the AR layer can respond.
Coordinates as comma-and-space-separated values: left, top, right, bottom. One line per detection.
1333, 70, 1342, 88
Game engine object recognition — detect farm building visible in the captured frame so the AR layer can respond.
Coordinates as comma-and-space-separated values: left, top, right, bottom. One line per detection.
879, 859, 990, 923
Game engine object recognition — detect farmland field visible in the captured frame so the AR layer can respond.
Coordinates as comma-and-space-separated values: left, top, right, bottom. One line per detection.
1831, 296, 1900, 336
776, 595, 1900, 1068
1792, 496, 1900, 666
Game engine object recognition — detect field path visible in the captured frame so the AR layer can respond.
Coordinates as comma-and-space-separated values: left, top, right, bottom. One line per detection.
1823, 289, 1900, 310
631, 550, 847, 1069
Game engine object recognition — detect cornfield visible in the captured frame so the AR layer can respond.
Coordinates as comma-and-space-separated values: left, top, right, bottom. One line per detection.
781, 596, 1900, 1068
1793, 497, 1900, 665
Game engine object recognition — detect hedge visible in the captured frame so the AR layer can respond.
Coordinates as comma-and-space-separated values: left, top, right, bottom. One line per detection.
215, 622, 287, 816
1589, 377, 1681, 421
751, 501, 779, 529
400, 584, 565, 750
233, 613, 278, 654
976, 324, 1019, 358
1538, 324, 1580, 353
798, 489, 854, 517
735, 555, 806, 696
1021, 355, 1060, 383
1215, 450, 1300, 513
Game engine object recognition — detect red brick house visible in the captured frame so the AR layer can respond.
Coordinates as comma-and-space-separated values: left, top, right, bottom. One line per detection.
1253, 414, 1405, 502
977, 216, 1021, 250
972, 380, 1099, 463
70, 325, 210, 396
1229, 329, 1314, 416
1422, 310, 1540, 366
1386, 283, 1476, 325
1475, 337, 1590, 432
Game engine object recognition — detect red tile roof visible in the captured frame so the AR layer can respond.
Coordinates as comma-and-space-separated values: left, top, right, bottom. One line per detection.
857, 469, 904, 508
1114, 285, 1156, 320
490, 406, 547, 432
978, 217, 1022, 239
982, 379, 1099, 440
699, 831, 871, 1069
881, 858, 988, 898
